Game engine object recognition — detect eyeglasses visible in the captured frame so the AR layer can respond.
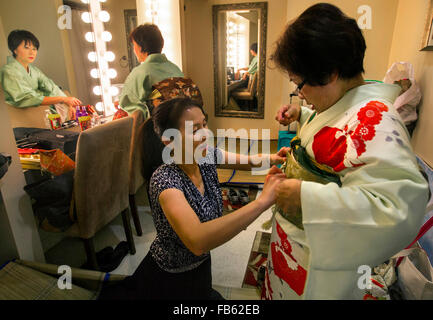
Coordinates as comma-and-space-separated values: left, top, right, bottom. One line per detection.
296, 79, 307, 92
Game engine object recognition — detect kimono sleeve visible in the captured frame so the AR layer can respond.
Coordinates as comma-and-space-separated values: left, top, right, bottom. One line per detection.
300, 117, 430, 271
119, 69, 151, 118
37, 68, 66, 98
0, 67, 44, 108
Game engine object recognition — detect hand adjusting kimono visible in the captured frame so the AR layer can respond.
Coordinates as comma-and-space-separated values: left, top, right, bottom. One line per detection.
0, 56, 70, 122
264, 83, 430, 300
119, 53, 183, 118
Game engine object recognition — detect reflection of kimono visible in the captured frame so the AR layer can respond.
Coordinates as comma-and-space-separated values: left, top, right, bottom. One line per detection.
0, 56, 66, 110
264, 83, 430, 300
119, 53, 183, 118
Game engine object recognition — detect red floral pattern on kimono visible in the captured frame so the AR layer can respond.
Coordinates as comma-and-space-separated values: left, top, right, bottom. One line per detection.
269, 221, 307, 296
312, 101, 388, 172
261, 266, 273, 300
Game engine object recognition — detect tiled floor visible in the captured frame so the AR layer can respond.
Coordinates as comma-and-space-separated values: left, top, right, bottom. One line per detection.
42, 176, 273, 289
41, 139, 280, 288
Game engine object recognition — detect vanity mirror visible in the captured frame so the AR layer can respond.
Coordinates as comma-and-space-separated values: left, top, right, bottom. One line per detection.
212, 2, 267, 119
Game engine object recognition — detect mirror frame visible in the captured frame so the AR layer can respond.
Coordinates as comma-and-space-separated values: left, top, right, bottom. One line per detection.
212, 2, 268, 119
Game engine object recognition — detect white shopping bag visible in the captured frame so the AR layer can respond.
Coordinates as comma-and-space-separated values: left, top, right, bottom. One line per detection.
262, 212, 309, 300
383, 62, 422, 125
396, 244, 433, 300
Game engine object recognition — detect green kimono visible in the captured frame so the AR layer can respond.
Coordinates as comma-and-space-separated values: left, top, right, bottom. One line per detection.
247, 55, 258, 75
119, 53, 183, 118
0, 56, 66, 108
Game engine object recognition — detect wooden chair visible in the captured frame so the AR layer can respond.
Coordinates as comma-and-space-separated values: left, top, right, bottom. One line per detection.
128, 110, 145, 236
61, 117, 136, 270
232, 73, 258, 110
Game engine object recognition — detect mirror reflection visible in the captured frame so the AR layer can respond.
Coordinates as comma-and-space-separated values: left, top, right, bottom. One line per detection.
0, 0, 138, 130
213, 2, 267, 119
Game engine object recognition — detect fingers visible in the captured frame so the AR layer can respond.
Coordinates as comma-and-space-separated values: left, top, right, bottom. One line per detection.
268, 165, 283, 175
277, 147, 290, 156
275, 105, 289, 122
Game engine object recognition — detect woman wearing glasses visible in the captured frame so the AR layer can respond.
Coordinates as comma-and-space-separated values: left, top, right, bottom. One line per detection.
267, 3, 429, 300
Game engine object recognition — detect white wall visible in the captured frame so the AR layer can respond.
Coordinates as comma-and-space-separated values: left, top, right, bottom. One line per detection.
182, 0, 400, 140
388, 0, 433, 167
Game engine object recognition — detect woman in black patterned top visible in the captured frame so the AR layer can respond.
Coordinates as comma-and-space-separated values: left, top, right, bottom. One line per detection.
99, 98, 288, 300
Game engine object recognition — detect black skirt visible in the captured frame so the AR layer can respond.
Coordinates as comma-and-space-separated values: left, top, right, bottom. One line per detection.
98, 252, 223, 300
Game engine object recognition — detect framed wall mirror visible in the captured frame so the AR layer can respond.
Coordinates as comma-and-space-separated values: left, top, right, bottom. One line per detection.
212, 2, 267, 119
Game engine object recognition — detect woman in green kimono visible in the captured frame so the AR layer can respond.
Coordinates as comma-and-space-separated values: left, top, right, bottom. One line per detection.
0, 30, 81, 121
118, 23, 183, 118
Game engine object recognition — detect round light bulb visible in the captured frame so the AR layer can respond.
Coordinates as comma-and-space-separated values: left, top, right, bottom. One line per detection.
95, 102, 104, 112
99, 11, 110, 22
81, 12, 91, 23
88, 52, 97, 62
90, 68, 99, 78
102, 31, 112, 42
109, 86, 119, 96
108, 69, 117, 79
93, 86, 102, 95
81, 0, 89, 3
85, 32, 95, 43
104, 51, 115, 62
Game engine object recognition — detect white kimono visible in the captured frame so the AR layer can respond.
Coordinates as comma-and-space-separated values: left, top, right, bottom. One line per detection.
264, 83, 430, 300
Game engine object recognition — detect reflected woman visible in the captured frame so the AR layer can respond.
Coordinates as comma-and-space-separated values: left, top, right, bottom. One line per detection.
0, 30, 81, 122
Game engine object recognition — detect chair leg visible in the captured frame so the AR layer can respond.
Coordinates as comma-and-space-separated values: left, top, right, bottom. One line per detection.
83, 237, 99, 271
121, 208, 136, 255
129, 194, 143, 236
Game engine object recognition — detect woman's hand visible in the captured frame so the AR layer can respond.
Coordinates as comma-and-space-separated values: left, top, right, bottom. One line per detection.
275, 178, 302, 217
275, 104, 301, 126
63, 96, 82, 107
257, 166, 287, 209
270, 147, 290, 166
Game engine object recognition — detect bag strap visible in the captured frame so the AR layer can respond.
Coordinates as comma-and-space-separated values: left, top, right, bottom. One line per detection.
396, 213, 433, 267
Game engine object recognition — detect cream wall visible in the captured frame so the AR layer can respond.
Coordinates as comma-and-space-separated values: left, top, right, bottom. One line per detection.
388, 0, 433, 167
104, 0, 137, 84
183, 0, 399, 139
183, 0, 288, 140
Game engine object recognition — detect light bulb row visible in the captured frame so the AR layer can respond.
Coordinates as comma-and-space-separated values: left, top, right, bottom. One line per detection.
81, 0, 117, 113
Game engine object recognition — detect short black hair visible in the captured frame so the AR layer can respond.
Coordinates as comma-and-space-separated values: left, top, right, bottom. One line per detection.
250, 42, 258, 54
139, 97, 206, 182
129, 23, 164, 55
8, 30, 40, 58
271, 3, 366, 86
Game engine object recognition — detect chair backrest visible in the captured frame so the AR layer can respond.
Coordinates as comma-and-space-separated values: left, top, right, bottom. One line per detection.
248, 73, 258, 96
128, 110, 145, 194
74, 117, 133, 239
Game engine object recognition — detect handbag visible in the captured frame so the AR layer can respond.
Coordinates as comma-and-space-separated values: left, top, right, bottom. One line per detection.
396, 213, 433, 300
363, 214, 433, 300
